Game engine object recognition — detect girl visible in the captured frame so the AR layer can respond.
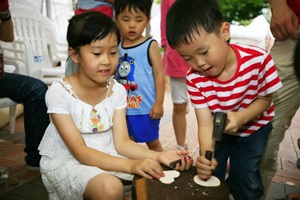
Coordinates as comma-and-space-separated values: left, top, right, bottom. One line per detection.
38, 12, 191, 200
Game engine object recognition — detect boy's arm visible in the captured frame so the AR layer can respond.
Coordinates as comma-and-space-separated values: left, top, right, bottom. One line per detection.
194, 107, 218, 179
149, 41, 165, 119
195, 108, 214, 155
225, 93, 273, 133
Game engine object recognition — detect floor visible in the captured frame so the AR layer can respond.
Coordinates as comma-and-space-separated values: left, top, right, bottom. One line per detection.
0, 89, 299, 199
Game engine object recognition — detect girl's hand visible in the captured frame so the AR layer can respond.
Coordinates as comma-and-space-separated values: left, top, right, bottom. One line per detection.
195, 155, 217, 180
158, 149, 193, 170
129, 158, 164, 180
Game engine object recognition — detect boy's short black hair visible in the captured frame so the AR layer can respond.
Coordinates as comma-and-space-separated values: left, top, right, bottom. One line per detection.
114, 0, 153, 18
166, 0, 224, 48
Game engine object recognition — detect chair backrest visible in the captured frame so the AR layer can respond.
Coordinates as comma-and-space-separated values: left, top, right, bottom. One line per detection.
9, 6, 68, 84
0, 40, 31, 75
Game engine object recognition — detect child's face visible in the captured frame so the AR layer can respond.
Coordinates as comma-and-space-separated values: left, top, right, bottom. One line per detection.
175, 23, 231, 78
73, 33, 119, 83
115, 7, 150, 42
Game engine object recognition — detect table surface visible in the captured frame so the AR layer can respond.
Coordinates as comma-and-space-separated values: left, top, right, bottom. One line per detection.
132, 166, 230, 200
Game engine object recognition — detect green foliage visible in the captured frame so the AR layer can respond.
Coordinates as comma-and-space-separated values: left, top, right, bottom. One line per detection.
218, 0, 269, 24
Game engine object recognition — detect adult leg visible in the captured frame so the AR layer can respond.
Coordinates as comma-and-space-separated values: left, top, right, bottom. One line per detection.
0, 73, 50, 167
260, 39, 300, 200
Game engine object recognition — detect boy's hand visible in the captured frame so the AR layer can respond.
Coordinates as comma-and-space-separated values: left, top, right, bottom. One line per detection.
150, 102, 163, 119
224, 111, 244, 133
195, 155, 217, 180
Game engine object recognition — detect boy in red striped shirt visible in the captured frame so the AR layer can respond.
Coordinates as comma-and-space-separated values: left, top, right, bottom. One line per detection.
166, 0, 282, 199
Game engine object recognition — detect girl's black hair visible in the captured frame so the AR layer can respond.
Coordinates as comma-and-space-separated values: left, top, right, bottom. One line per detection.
67, 11, 120, 52
166, 0, 224, 48
114, 0, 153, 18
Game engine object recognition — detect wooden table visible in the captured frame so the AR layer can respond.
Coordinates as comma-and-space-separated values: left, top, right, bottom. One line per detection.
132, 166, 230, 200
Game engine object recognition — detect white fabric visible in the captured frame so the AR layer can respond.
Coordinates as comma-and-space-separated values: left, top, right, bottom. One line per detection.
169, 77, 189, 104
38, 79, 133, 200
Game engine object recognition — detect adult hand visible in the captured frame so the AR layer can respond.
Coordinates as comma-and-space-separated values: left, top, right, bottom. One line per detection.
269, 0, 299, 40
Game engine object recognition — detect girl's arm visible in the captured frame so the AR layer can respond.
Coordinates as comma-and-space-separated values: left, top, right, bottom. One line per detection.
52, 108, 189, 180
113, 107, 191, 170
113, 107, 160, 160
225, 93, 273, 133
51, 112, 164, 179
51, 113, 133, 170
148, 41, 165, 119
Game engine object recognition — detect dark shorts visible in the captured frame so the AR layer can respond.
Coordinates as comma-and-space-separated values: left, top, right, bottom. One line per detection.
126, 115, 160, 143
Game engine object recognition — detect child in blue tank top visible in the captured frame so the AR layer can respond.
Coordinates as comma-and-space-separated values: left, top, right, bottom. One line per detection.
114, 0, 165, 151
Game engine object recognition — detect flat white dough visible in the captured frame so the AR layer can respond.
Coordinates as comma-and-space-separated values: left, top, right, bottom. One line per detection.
193, 175, 220, 187
163, 170, 180, 178
159, 170, 180, 184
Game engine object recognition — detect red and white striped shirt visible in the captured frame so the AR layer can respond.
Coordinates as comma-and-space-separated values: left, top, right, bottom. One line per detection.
186, 44, 282, 137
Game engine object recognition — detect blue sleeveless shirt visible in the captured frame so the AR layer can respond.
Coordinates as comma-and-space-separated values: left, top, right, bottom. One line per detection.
116, 38, 156, 115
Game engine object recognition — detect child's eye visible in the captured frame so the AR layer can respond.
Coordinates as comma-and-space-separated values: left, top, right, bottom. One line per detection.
183, 57, 191, 61
93, 53, 101, 56
111, 51, 117, 55
201, 50, 208, 55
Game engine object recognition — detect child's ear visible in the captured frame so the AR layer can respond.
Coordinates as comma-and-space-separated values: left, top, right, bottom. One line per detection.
69, 47, 79, 64
221, 22, 230, 42
146, 17, 151, 28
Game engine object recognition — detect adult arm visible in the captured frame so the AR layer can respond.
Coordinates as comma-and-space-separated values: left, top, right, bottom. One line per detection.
0, 0, 14, 42
269, 0, 298, 40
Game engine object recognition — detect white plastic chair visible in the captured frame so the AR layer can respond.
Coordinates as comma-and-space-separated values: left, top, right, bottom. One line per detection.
0, 98, 17, 134
0, 40, 32, 134
9, 6, 68, 85
0, 55, 25, 134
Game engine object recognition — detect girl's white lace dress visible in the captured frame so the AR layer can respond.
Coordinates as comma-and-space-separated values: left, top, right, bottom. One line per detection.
38, 80, 133, 200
